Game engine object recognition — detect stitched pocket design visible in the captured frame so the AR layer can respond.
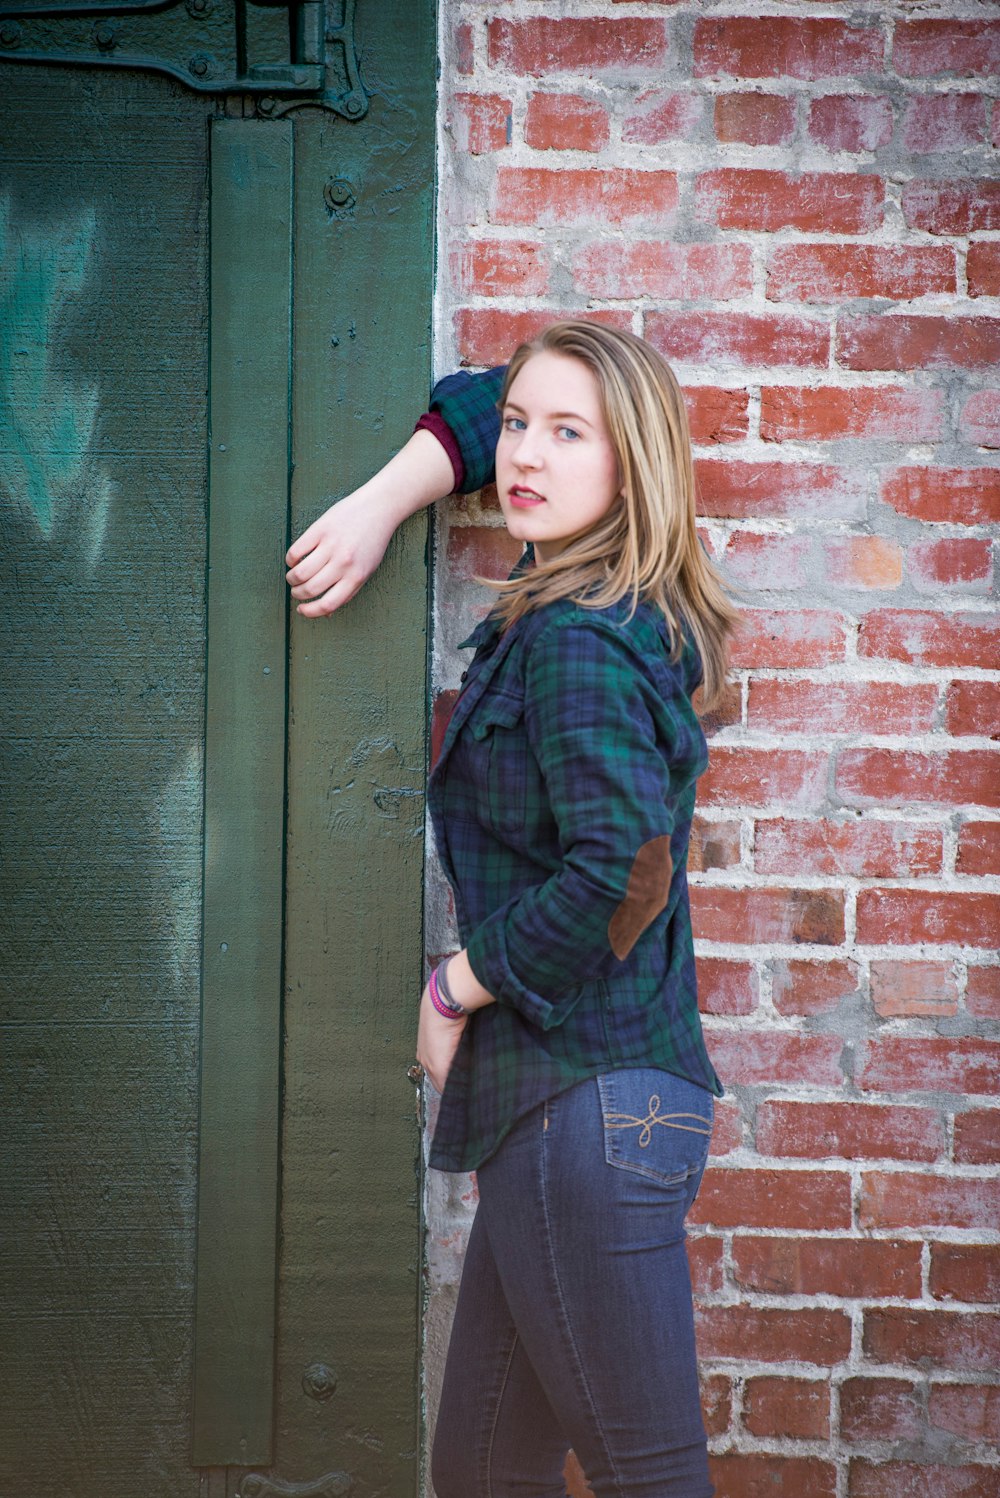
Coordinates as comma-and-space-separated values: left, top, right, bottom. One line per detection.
598, 1072, 713, 1186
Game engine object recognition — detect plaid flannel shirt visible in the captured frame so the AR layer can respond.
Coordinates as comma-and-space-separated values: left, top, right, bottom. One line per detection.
426, 369, 722, 1173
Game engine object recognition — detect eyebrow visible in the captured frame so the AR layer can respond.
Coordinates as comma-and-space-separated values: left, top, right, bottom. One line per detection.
502, 400, 594, 428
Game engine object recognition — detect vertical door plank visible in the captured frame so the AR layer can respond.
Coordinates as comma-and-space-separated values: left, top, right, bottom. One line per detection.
192, 118, 293, 1468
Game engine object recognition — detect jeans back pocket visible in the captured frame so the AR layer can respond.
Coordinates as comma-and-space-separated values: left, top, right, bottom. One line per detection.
597, 1070, 713, 1187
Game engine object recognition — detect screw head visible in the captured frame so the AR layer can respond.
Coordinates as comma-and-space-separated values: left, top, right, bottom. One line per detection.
94, 20, 116, 48
189, 52, 210, 77
302, 1363, 338, 1402
345, 95, 364, 117
324, 178, 355, 211
186, 0, 213, 13
257, 95, 277, 116
0, 20, 22, 46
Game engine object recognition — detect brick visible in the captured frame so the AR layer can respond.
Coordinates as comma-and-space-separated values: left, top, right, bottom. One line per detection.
824, 536, 903, 589
493, 168, 678, 227
742, 1376, 830, 1439
894, 20, 1000, 79
870, 960, 959, 1018
881, 467, 1000, 526
808, 95, 894, 153
761, 386, 943, 443
747, 680, 938, 737
700, 1029, 845, 1087
450, 93, 512, 155
451, 240, 549, 298
431, 688, 459, 772
757, 814, 943, 879
488, 17, 669, 76
455, 22, 473, 76
909, 538, 992, 592
966, 967, 1000, 1019
710, 1456, 836, 1498
967, 242, 1000, 298
694, 17, 882, 81
838, 315, 1000, 371
954, 1108, 1000, 1164
756, 1100, 944, 1163
689, 819, 742, 875
687, 1233, 724, 1296
573, 242, 751, 301
697, 957, 757, 1015
690, 1167, 851, 1231
947, 684, 1000, 740
859, 1036, 1000, 1095
685, 390, 749, 446
960, 389, 1000, 448
693, 885, 846, 949
622, 90, 703, 145
858, 890, 1000, 952
840, 1378, 922, 1442
930, 1243, 1000, 1304
903, 93, 989, 152
697, 169, 883, 234
864, 1308, 1000, 1371
768, 957, 860, 1015
903, 180, 1000, 235
446, 525, 524, 582
850, 1462, 999, 1498
730, 610, 848, 668
650, 311, 830, 370
709, 1099, 744, 1157
714, 93, 796, 146
699, 747, 829, 809
693, 679, 742, 736
929, 1383, 1000, 1442
768, 244, 956, 303
700, 1373, 732, 1438
524, 93, 609, 153
836, 748, 1000, 810
696, 1304, 852, 1365
454, 307, 630, 367
696, 460, 865, 522
860, 1172, 1000, 1232
732, 1236, 922, 1299
857, 611, 1000, 669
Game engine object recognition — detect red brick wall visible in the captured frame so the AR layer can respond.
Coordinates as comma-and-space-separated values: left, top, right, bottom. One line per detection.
426, 5, 1000, 1495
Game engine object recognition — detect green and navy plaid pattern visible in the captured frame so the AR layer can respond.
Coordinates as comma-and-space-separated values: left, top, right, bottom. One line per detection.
429, 365, 506, 493
426, 369, 721, 1173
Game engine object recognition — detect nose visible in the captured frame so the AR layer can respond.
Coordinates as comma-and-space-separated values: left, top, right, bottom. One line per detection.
512, 425, 543, 471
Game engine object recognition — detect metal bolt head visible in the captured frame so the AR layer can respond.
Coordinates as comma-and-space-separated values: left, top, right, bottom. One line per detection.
257, 96, 277, 116
302, 1362, 338, 1402
189, 52, 210, 77
324, 178, 355, 211
345, 96, 364, 117
94, 20, 117, 48
0, 20, 22, 46
186, 0, 213, 14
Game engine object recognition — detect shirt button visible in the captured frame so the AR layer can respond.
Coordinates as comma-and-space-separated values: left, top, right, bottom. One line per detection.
460, 670, 469, 683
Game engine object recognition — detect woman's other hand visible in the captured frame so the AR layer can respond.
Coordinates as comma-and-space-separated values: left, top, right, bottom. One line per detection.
285, 428, 456, 617
416, 984, 468, 1094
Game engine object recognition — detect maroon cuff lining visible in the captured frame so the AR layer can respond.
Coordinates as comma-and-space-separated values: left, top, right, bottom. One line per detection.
414, 410, 465, 493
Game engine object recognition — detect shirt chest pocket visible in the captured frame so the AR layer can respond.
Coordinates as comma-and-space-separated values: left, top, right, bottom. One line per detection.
467, 689, 535, 839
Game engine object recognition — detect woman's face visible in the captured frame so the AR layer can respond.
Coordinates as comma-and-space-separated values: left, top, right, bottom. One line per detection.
495, 351, 622, 564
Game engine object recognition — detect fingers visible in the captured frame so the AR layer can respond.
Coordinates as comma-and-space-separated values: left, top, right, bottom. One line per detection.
294, 575, 362, 617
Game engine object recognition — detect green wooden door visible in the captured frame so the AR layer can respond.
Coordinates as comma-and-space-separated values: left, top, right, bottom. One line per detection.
0, 5, 434, 1494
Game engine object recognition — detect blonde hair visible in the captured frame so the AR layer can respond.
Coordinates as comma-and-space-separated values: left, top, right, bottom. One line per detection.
487, 320, 739, 713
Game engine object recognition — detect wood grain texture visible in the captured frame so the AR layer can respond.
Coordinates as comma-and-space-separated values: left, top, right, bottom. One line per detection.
192, 118, 293, 1468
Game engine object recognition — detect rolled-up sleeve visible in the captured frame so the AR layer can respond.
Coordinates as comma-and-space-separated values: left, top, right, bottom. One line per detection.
428, 366, 507, 494
465, 617, 689, 1030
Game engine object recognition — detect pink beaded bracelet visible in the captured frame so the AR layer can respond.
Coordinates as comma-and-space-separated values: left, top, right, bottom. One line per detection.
429, 961, 466, 1020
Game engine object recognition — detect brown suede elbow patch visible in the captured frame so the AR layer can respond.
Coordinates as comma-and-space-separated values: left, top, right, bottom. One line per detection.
608, 835, 674, 960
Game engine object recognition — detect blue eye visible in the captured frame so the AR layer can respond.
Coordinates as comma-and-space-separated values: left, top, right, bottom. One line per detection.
558, 426, 581, 441
503, 415, 526, 431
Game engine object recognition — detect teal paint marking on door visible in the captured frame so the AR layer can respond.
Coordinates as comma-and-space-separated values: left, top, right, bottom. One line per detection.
192, 117, 294, 1469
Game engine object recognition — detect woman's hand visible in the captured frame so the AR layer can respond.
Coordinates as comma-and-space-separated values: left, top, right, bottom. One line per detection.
416, 984, 468, 1094
285, 428, 456, 618
285, 488, 399, 617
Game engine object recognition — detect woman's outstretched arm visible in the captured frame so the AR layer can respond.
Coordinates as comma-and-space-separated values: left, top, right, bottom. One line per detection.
285, 366, 507, 618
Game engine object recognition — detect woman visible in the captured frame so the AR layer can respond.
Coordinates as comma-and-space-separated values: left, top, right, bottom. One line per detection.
287, 322, 737, 1497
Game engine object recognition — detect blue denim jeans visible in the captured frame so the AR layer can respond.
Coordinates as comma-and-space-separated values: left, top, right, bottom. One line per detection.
432, 1069, 715, 1498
